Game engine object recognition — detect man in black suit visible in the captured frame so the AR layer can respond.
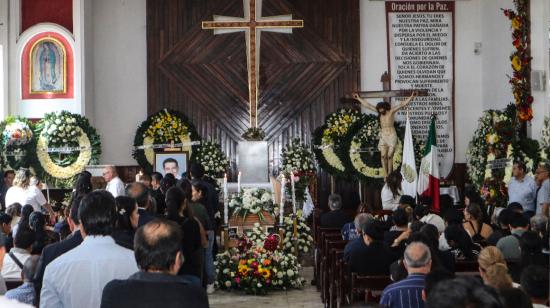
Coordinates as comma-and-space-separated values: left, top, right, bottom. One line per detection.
33, 195, 84, 306
344, 220, 397, 275
127, 182, 155, 227
320, 194, 352, 229
101, 219, 209, 308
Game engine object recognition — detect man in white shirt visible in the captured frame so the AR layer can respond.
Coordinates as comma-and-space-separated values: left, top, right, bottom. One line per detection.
40, 191, 138, 308
1, 227, 34, 279
535, 163, 549, 217
103, 166, 125, 197
508, 161, 537, 216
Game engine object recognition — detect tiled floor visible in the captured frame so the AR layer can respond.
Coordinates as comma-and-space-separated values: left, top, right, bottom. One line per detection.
209, 266, 323, 308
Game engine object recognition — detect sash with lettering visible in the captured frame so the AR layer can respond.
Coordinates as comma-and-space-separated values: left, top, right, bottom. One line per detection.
417, 116, 440, 212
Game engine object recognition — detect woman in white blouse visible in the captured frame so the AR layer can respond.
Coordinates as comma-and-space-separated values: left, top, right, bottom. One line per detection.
381, 170, 403, 211
5, 170, 52, 214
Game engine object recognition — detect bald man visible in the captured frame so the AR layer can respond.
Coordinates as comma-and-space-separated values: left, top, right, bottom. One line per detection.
380, 242, 432, 308
103, 166, 125, 197
101, 219, 208, 308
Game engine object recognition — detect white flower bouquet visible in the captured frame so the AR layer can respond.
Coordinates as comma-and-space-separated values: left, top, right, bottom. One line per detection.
229, 188, 275, 221
194, 141, 229, 178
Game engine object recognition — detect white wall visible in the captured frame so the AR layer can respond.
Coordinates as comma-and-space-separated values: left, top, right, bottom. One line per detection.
0, 0, 7, 119
530, 0, 550, 140
360, 0, 550, 163
91, 0, 147, 165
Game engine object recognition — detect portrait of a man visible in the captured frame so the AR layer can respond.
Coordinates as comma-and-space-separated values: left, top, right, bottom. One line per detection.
154, 152, 188, 179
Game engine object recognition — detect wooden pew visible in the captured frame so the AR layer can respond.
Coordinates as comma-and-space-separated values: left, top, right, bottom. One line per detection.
321, 240, 346, 304
328, 250, 345, 308
314, 227, 341, 289
455, 260, 479, 276
351, 273, 392, 304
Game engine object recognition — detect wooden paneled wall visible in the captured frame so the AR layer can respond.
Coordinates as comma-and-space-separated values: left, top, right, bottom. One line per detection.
147, 0, 361, 209
146, 0, 466, 210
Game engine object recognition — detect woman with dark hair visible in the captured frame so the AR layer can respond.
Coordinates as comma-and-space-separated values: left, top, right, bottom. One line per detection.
160, 173, 177, 195
165, 186, 204, 285
381, 170, 403, 211
444, 224, 481, 261
180, 179, 211, 233
464, 186, 490, 223
462, 203, 493, 244
112, 196, 139, 250
29, 211, 59, 254
13, 204, 34, 238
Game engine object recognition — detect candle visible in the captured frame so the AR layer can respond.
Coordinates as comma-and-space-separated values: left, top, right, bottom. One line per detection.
135, 171, 143, 183
280, 175, 286, 225
237, 171, 242, 192
291, 171, 297, 215
223, 173, 228, 225
358, 181, 362, 202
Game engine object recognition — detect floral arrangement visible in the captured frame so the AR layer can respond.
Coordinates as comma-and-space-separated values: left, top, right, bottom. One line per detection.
0, 117, 36, 170
229, 188, 275, 221
242, 127, 266, 141
2, 120, 33, 147
215, 226, 305, 295
312, 108, 364, 178
281, 213, 313, 255
503, 1, 533, 122
192, 141, 229, 178
133, 109, 200, 173
467, 105, 540, 206
33, 111, 101, 188
280, 138, 316, 205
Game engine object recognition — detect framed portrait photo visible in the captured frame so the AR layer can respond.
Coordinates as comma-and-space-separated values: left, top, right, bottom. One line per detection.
154, 151, 189, 179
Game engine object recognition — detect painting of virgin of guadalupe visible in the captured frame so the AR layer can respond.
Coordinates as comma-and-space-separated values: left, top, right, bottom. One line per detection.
30, 38, 66, 93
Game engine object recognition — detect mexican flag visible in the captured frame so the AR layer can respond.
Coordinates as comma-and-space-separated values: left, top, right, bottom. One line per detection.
417, 116, 440, 212
400, 113, 417, 198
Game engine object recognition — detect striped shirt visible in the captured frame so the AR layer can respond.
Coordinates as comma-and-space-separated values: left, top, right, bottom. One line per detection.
380, 273, 426, 308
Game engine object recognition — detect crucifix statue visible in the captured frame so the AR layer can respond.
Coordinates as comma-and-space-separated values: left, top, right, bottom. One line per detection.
349, 72, 429, 177
202, 0, 304, 129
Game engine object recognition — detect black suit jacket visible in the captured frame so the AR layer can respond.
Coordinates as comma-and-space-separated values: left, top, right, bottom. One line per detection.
101, 272, 209, 308
138, 208, 155, 227
320, 209, 352, 229
33, 230, 83, 305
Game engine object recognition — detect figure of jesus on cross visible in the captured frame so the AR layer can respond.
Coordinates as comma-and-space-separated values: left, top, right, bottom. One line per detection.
352, 91, 418, 177
202, 0, 304, 129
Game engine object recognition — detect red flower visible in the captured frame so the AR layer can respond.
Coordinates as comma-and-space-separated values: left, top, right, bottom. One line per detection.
527, 96, 533, 104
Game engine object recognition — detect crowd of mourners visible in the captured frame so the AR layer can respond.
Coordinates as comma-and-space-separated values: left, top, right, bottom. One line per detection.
0, 164, 216, 307
320, 161, 549, 308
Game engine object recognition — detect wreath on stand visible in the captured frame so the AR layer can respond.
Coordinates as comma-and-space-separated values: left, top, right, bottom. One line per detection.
33, 111, 101, 188
467, 104, 540, 206
312, 108, 365, 179
0, 117, 36, 170
133, 109, 200, 173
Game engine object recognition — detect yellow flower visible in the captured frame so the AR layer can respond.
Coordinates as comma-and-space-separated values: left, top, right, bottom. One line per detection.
489, 189, 496, 198
511, 56, 522, 71
512, 17, 521, 30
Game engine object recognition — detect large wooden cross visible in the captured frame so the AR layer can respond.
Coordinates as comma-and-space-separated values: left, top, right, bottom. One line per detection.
202, 0, 303, 129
